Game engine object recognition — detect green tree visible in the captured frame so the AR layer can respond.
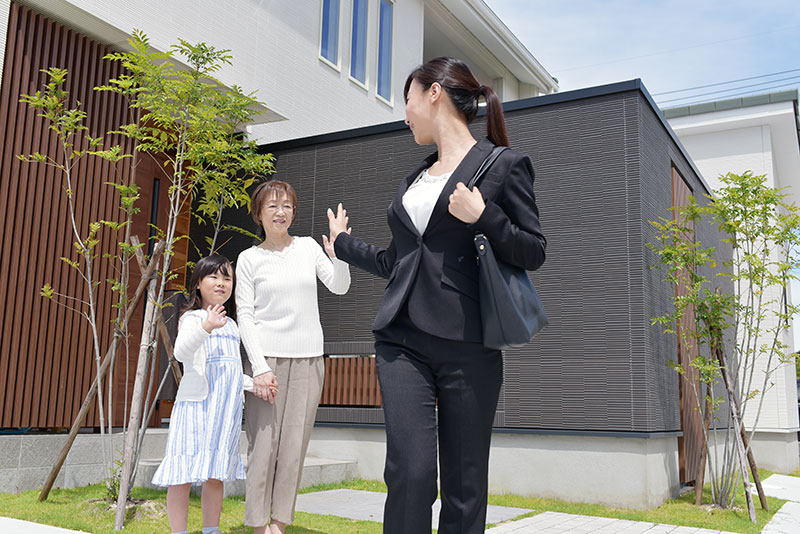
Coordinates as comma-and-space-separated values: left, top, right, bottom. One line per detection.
649, 171, 800, 520
18, 67, 132, 484
99, 31, 274, 529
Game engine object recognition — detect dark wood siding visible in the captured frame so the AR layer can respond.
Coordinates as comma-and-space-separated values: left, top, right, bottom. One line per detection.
0, 1, 171, 428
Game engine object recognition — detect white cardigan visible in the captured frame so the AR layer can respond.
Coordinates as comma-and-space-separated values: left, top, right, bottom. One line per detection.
173, 309, 253, 402
236, 236, 351, 376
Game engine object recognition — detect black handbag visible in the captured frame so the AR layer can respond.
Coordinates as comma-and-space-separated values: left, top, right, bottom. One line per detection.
468, 146, 548, 350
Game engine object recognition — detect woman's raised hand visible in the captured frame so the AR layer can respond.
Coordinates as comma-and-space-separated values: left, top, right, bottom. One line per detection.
323, 203, 352, 258
201, 304, 228, 333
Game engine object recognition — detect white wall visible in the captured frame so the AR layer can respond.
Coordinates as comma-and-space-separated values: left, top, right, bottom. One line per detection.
307, 426, 681, 509
17, 0, 424, 143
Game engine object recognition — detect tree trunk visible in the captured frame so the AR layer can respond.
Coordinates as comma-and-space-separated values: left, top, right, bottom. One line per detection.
38, 239, 165, 502
715, 344, 756, 522
114, 267, 160, 530
695, 393, 712, 505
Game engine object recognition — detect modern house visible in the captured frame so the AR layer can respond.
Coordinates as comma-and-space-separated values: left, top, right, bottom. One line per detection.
664, 91, 800, 473
0, 0, 557, 145
0, 0, 558, 492
3, 0, 789, 513
205, 79, 725, 509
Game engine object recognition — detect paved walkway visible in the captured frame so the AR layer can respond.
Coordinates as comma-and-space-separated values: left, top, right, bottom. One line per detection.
0, 517, 88, 533
4, 474, 800, 533
295, 488, 532, 527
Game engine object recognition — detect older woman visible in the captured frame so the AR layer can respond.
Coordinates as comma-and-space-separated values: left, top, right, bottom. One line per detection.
327, 57, 546, 534
236, 179, 350, 534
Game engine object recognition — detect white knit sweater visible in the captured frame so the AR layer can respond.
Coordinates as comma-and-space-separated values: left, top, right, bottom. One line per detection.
236, 236, 351, 376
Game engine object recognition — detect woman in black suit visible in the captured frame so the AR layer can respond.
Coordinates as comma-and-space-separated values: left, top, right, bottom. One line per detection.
325, 57, 546, 534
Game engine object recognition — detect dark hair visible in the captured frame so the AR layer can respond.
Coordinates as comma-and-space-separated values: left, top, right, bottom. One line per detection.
183, 254, 236, 320
403, 57, 509, 147
251, 179, 298, 231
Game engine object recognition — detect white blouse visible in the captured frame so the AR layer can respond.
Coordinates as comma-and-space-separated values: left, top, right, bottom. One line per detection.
402, 168, 453, 235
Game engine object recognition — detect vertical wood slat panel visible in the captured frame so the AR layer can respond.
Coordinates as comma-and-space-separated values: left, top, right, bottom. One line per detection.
0, 3, 21, 425
320, 356, 381, 407
3, 4, 36, 426
673, 167, 704, 484
24, 16, 52, 426
0, 1, 139, 428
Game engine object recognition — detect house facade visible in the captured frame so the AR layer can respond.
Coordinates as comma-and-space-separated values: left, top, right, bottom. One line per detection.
0, 0, 557, 144
664, 92, 800, 473
0, 0, 560, 493
205, 80, 722, 509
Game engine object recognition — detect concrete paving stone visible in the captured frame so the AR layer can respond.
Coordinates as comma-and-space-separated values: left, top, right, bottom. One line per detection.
762, 501, 800, 534
295, 488, 531, 528
18, 435, 68, 468
0, 517, 87, 533
617, 523, 657, 533
760, 474, 800, 502
0, 436, 21, 468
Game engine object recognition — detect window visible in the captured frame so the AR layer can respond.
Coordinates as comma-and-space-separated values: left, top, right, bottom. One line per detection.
320, 0, 340, 66
377, 0, 393, 101
350, 0, 368, 84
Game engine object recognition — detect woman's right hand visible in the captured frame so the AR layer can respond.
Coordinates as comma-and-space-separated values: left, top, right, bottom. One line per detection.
323, 203, 352, 258
253, 371, 277, 404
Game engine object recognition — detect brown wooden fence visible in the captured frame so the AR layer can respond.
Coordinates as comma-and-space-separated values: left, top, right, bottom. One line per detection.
320, 356, 382, 407
0, 1, 183, 429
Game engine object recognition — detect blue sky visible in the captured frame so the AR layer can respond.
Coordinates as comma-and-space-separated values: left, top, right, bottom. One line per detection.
484, 0, 800, 108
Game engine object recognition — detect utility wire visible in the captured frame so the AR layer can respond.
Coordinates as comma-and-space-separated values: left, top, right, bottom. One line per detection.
556, 24, 800, 72
652, 68, 800, 96
656, 74, 800, 104
668, 81, 800, 107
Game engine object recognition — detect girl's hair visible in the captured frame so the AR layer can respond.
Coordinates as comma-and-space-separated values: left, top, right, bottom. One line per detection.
250, 179, 299, 231
183, 254, 236, 320
403, 57, 509, 147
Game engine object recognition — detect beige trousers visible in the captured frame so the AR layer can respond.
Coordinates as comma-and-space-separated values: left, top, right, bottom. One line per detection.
243, 356, 324, 527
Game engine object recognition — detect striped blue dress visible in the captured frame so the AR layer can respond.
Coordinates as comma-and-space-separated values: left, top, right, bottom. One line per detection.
152, 318, 246, 486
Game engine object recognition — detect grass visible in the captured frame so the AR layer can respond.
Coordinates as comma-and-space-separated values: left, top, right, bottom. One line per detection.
0, 473, 788, 534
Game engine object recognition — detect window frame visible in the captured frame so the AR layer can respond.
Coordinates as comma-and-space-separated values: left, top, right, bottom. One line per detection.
319, 0, 342, 71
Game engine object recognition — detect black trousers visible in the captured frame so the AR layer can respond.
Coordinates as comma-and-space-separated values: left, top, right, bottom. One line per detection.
375, 309, 503, 534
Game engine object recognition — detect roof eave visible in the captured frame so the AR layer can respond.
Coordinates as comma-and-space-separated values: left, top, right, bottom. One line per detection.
438, 0, 558, 93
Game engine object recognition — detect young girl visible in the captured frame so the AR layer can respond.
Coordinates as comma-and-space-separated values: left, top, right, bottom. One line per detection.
152, 254, 256, 534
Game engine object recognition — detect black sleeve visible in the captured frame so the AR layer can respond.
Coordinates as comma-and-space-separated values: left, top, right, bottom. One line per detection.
333, 232, 397, 280
468, 152, 546, 271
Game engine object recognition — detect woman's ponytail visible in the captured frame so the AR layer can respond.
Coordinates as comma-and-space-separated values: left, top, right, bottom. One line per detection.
479, 85, 509, 147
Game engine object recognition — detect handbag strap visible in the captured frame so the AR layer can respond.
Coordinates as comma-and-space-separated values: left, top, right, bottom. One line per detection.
467, 145, 509, 189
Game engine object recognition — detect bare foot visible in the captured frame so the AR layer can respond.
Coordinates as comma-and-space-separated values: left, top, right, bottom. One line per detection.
269, 520, 287, 534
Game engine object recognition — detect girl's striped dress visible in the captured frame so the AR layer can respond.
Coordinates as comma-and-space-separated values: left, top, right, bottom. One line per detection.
152, 317, 246, 486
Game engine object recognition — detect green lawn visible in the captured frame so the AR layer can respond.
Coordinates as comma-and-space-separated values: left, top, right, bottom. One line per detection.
0, 474, 788, 534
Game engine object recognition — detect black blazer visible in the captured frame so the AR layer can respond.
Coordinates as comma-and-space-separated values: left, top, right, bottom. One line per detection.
334, 138, 546, 343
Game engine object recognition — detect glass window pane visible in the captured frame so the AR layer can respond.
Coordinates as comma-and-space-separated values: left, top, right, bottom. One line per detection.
321, 0, 340, 64
377, 0, 393, 100
350, 0, 368, 83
